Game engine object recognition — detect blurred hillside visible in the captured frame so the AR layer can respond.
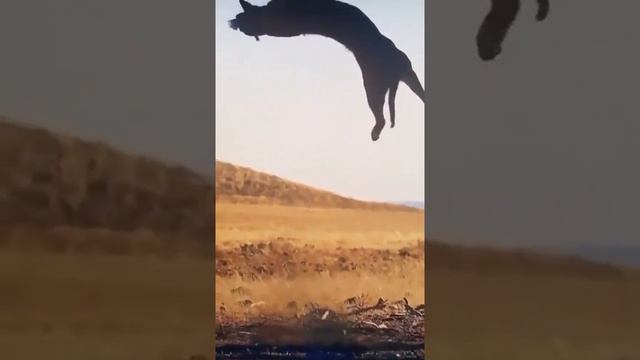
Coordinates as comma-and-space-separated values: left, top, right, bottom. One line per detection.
215, 160, 417, 212
0, 116, 213, 252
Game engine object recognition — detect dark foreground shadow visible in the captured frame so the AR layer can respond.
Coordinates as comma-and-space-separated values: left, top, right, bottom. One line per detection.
216, 298, 425, 359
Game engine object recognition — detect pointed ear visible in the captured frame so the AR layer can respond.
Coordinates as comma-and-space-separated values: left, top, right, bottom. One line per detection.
239, 0, 256, 12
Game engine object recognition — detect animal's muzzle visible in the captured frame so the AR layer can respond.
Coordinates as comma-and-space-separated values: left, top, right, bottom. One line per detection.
228, 17, 260, 41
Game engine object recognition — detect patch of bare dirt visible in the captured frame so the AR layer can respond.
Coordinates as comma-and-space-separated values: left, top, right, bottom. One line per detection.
215, 240, 424, 280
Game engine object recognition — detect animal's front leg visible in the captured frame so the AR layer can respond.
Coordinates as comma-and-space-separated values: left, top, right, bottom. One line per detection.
364, 81, 387, 141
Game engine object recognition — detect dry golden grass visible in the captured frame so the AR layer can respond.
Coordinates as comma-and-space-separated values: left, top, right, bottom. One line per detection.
215, 203, 425, 317
215, 203, 424, 250
0, 251, 212, 360
217, 267, 424, 316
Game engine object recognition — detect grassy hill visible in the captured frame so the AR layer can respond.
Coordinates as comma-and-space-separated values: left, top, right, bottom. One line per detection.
0, 116, 213, 254
215, 160, 418, 212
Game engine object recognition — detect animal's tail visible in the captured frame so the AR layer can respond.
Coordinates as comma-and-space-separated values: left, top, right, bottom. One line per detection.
536, 0, 550, 21
401, 69, 425, 103
388, 81, 399, 128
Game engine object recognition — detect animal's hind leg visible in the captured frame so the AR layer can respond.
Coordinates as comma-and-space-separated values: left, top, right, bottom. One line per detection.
364, 81, 387, 141
388, 81, 399, 128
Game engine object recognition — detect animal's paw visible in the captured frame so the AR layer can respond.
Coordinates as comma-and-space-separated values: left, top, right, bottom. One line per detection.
478, 45, 502, 61
371, 123, 384, 141
390, 122, 395, 129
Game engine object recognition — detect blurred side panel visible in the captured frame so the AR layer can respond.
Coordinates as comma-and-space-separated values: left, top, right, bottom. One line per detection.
0, 1, 214, 359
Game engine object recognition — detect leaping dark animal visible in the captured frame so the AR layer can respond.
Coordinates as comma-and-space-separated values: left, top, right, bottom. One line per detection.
229, 0, 425, 142
477, 0, 550, 61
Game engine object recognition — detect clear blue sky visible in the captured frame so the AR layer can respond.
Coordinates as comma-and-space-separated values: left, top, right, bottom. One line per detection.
215, 0, 425, 203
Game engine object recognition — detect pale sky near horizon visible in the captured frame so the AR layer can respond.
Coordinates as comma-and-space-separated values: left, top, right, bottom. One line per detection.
215, 0, 425, 203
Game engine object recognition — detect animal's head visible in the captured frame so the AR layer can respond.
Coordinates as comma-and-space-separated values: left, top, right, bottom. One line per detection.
229, 0, 267, 41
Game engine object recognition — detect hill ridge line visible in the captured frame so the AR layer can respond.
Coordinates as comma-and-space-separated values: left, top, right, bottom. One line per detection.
215, 160, 419, 212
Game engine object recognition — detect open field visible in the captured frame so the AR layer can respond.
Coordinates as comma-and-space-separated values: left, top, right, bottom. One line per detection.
216, 203, 423, 250
0, 250, 212, 360
215, 203, 425, 308
13, 118, 640, 358
427, 242, 640, 360
0, 118, 424, 358
215, 203, 425, 358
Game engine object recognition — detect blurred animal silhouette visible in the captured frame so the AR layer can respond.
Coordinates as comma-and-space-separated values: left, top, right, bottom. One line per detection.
229, 0, 425, 141
477, 0, 550, 61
